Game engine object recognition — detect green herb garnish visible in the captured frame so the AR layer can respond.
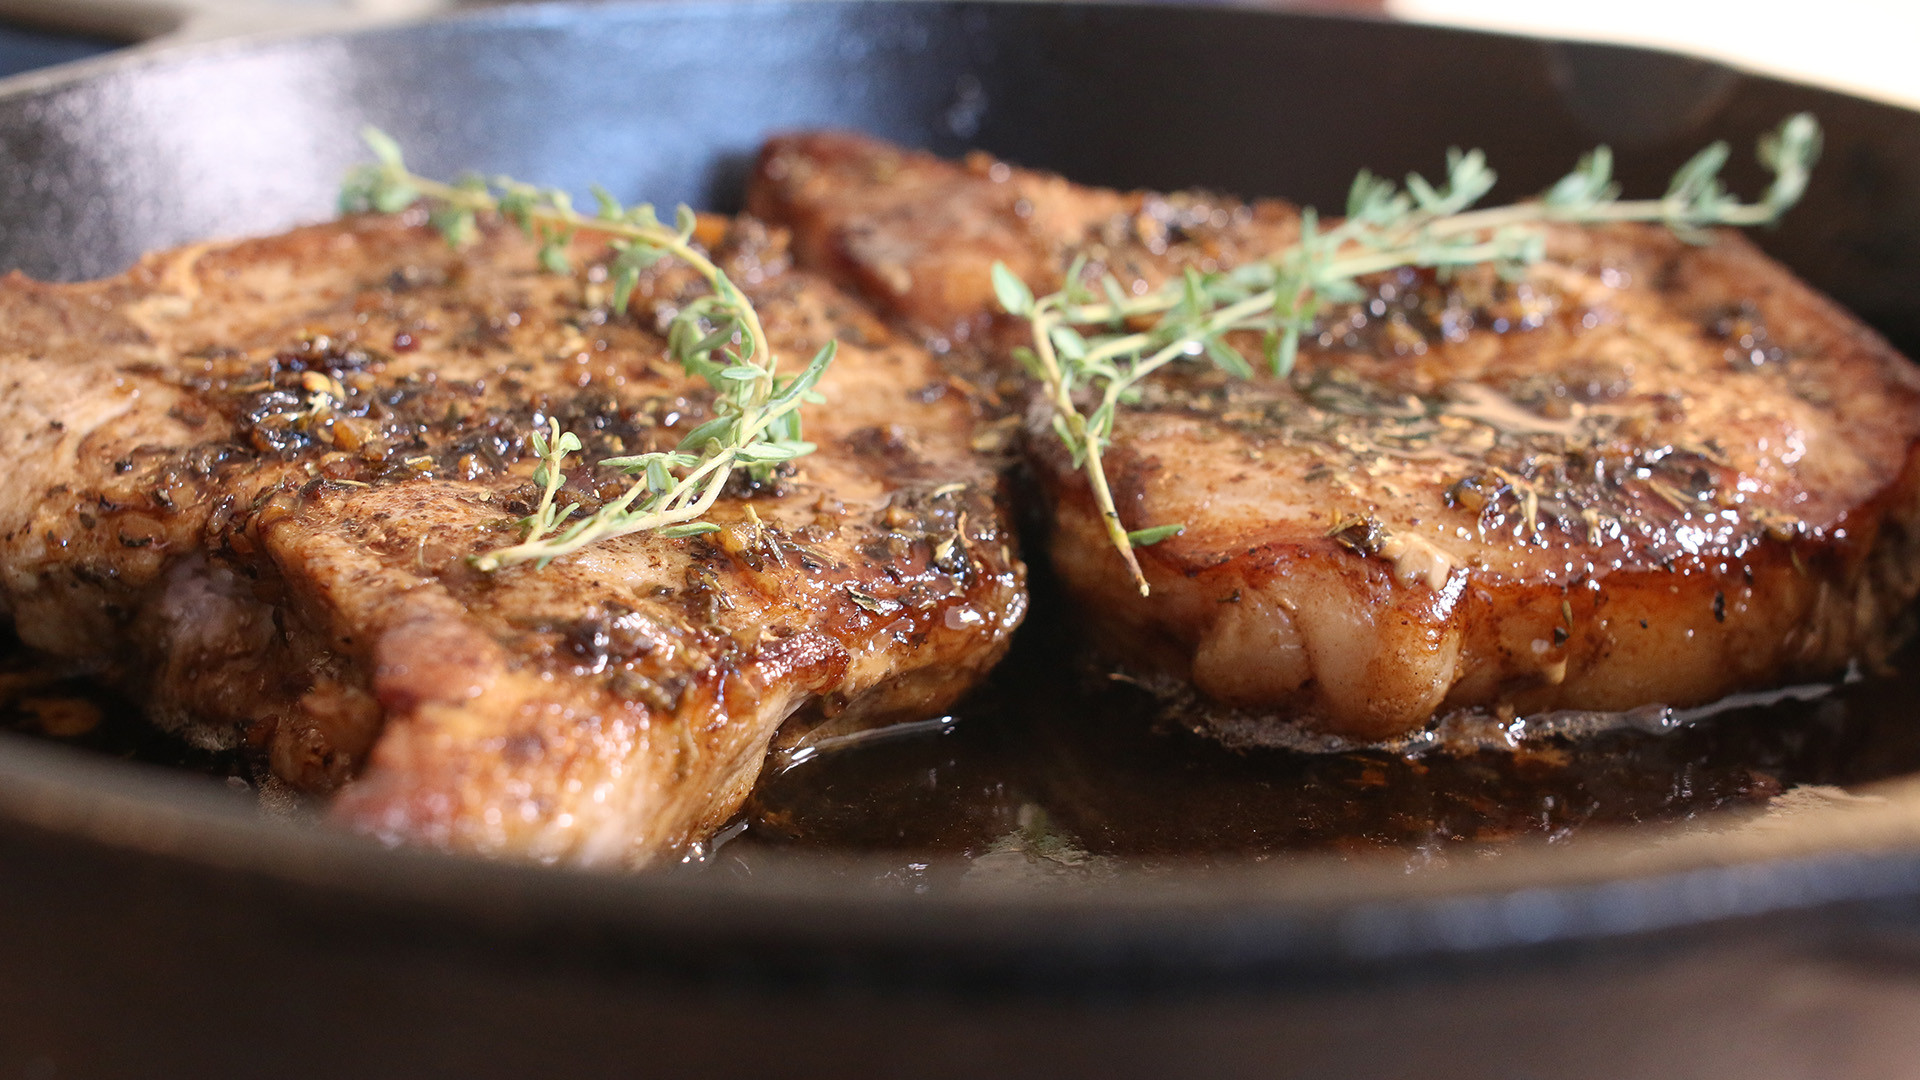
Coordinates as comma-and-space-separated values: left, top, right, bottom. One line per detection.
341, 127, 832, 570
995, 113, 1823, 595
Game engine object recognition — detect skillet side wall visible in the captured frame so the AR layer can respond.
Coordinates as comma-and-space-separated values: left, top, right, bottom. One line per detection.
4, 2, 1920, 1076
0, 3, 1915, 348
7, 807, 1920, 1080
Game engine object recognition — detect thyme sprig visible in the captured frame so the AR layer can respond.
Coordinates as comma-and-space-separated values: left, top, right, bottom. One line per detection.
341, 127, 833, 570
994, 113, 1823, 596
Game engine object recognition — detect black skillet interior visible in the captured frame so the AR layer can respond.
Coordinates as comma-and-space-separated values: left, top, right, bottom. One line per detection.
8, 4, 1920, 1072
8, 0, 1920, 358
0, 21, 118, 78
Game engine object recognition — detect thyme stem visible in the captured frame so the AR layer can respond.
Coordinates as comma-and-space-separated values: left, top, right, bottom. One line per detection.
340, 127, 833, 571
401, 178, 771, 384
997, 114, 1824, 596
1028, 302, 1145, 586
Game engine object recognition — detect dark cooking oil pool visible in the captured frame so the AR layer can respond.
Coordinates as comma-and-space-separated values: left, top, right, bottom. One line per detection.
718, 604, 1920, 883
7, 600, 1920, 883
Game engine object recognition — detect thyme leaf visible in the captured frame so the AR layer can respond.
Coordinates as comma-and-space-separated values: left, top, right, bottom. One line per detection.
341, 127, 835, 571
998, 113, 1823, 596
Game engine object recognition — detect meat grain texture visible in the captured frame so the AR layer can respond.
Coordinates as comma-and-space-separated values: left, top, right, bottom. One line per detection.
753, 131, 1920, 744
0, 212, 1023, 865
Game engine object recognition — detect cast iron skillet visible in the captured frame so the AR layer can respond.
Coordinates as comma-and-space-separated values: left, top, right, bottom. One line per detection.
6, 4, 1920, 1077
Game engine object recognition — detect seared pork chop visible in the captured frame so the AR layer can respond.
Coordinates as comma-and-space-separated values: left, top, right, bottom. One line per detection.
0, 211, 1023, 864
752, 131, 1920, 744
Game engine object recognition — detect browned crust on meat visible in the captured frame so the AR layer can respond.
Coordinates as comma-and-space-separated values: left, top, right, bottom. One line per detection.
0, 211, 1025, 864
751, 130, 1920, 742
751, 130, 1299, 343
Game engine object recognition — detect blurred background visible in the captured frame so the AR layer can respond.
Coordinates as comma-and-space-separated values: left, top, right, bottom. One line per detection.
0, 0, 1913, 111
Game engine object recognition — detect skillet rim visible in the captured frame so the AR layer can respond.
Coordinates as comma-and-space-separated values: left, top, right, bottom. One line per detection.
3, 0, 1920, 974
